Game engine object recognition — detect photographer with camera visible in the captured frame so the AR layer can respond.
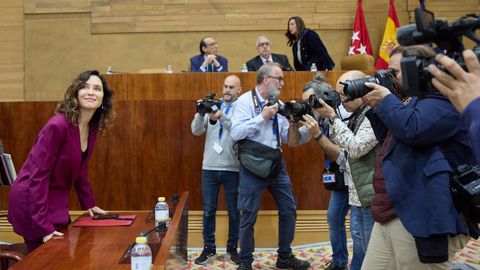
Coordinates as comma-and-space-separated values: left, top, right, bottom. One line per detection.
231, 63, 310, 270
288, 75, 350, 270
317, 71, 378, 270
359, 45, 476, 270
428, 49, 480, 162
289, 71, 378, 270
191, 75, 242, 266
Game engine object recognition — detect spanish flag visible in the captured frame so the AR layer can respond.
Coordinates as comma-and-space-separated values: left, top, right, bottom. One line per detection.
374, 0, 400, 70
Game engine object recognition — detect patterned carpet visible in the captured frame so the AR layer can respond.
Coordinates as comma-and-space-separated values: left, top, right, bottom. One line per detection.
173, 238, 480, 270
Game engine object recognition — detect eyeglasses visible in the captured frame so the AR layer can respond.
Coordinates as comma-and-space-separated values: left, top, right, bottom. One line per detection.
257, 42, 271, 47
82, 83, 103, 92
267, 75, 284, 82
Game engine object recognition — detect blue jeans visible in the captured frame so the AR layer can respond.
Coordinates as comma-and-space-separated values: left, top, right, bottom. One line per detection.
327, 190, 350, 267
350, 206, 374, 270
201, 170, 240, 248
237, 163, 297, 264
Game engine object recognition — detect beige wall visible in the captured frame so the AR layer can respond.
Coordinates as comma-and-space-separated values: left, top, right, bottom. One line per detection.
1, 0, 480, 101
0, 0, 24, 101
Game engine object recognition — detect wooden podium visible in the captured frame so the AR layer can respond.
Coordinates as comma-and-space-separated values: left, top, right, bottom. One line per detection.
10, 192, 189, 270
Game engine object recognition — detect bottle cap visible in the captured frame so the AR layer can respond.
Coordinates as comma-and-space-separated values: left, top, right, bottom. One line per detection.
158, 197, 165, 202
135, 236, 147, 244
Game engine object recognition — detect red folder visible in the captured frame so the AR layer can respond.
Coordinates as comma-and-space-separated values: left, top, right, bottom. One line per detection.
73, 215, 136, 227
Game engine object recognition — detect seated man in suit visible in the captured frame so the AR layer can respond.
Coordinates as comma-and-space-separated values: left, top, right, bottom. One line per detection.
245, 36, 293, 71
190, 37, 228, 72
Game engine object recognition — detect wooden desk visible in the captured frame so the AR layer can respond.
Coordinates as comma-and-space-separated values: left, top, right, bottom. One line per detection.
10, 192, 189, 270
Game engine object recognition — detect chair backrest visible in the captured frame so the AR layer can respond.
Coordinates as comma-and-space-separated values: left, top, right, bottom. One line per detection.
0, 249, 25, 270
341, 54, 374, 71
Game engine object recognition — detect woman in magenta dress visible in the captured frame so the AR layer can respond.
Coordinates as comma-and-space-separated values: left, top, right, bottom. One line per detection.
8, 70, 116, 252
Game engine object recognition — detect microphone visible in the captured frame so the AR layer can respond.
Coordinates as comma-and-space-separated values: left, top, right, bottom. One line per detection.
105, 66, 129, 74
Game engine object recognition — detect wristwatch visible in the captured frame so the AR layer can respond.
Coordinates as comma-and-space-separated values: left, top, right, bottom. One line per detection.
328, 115, 339, 125
314, 132, 323, 141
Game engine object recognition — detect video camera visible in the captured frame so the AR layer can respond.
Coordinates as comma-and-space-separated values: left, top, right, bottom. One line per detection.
196, 93, 222, 114
340, 69, 397, 101
452, 164, 480, 222
397, 8, 480, 97
266, 88, 341, 122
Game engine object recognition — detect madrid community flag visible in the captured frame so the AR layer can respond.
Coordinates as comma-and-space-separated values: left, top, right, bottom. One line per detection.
375, 0, 400, 69
349, 0, 373, 56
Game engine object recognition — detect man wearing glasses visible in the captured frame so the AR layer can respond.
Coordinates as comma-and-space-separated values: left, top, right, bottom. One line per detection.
231, 63, 310, 270
190, 36, 228, 72
245, 36, 294, 71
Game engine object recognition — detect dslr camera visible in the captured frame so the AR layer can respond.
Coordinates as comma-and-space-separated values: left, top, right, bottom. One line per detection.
340, 69, 397, 101
397, 8, 480, 97
196, 93, 222, 114
266, 88, 341, 122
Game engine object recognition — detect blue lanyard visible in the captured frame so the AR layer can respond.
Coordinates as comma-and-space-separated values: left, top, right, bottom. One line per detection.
218, 101, 232, 141
323, 125, 331, 172
255, 92, 278, 137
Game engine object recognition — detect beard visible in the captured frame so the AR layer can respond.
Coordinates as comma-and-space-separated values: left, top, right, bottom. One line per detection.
223, 93, 232, 102
267, 84, 280, 98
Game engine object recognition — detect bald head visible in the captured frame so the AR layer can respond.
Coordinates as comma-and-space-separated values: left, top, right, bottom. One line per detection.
336, 70, 366, 112
222, 75, 242, 103
336, 70, 367, 91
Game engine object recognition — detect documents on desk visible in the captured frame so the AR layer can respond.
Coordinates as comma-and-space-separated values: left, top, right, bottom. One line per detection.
73, 215, 136, 227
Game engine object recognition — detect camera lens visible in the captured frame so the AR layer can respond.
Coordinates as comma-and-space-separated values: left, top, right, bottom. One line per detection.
341, 77, 378, 101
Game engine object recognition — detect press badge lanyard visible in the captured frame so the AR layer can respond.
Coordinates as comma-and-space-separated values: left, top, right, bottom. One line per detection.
218, 100, 232, 141
322, 125, 336, 184
251, 89, 280, 149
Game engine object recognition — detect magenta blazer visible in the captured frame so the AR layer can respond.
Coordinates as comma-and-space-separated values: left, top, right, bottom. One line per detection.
8, 114, 97, 240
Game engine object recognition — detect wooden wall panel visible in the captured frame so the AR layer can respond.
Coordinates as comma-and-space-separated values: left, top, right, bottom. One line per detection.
24, 0, 92, 14
406, 0, 480, 22
0, 0, 24, 101
0, 72, 337, 211
21, 0, 479, 101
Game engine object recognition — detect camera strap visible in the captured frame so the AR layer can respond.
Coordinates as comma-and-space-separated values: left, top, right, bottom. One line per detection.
251, 89, 281, 149
218, 100, 232, 141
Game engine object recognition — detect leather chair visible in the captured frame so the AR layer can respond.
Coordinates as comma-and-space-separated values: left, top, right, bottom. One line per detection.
340, 54, 374, 71
0, 250, 24, 270
0, 212, 26, 269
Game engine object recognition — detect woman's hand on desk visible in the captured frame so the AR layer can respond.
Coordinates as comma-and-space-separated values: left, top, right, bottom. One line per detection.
88, 206, 108, 217
43, 231, 64, 243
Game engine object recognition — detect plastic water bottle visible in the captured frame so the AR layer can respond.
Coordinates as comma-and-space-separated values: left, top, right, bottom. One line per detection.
241, 63, 248, 72
166, 65, 173, 74
155, 197, 169, 229
130, 236, 152, 270
310, 63, 317, 72
106, 66, 113, 74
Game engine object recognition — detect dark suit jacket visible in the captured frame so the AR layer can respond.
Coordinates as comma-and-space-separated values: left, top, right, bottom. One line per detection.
292, 29, 335, 71
8, 114, 96, 240
245, 53, 294, 71
190, 54, 228, 72
462, 97, 480, 163
376, 94, 478, 237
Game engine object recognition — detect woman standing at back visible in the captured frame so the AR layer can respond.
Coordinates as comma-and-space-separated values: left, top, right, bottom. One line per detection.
8, 70, 115, 253
285, 16, 335, 71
